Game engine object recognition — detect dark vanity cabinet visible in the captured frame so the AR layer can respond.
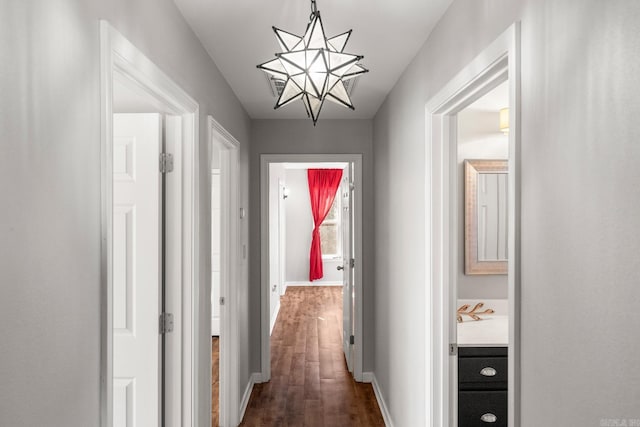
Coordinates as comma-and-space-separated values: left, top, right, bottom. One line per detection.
458, 346, 507, 426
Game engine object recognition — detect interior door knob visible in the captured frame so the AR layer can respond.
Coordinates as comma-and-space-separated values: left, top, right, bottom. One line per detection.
337, 265, 344, 270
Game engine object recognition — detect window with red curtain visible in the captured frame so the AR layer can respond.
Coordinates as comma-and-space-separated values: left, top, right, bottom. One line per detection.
307, 168, 343, 281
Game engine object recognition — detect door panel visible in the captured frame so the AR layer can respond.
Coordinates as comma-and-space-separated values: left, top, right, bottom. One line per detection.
278, 179, 286, 296
211, 170, 221, 336
113, 113, 162, 427
341, 168, 354, 373
268, 167, 281, 334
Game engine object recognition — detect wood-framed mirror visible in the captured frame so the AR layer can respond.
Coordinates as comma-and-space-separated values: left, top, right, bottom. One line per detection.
464, 159, 508, 275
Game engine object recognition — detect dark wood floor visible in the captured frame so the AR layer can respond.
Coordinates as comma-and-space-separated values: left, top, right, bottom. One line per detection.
212, 336, 219, 427
239, 286, 384, 427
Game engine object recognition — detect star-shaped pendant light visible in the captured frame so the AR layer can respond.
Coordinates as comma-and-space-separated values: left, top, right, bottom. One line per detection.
257, 0, 369, 125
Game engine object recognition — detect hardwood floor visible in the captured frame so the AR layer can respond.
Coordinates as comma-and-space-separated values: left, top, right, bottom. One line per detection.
239, 286, 384, 427
212, 336, 219, 427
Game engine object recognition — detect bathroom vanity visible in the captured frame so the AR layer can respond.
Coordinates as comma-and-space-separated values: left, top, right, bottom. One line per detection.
457, 312, 508, 426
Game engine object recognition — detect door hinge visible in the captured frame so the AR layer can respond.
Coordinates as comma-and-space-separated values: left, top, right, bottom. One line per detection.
159, 153, 174, 173
219, 297, 225, 306
159, 313, 174, 334
449, 343, 458, 356
350, 258, 355, 268
349, 182, 355, 192
349, 335, 355, 345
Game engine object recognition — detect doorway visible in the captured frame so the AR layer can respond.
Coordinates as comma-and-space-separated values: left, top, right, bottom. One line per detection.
259, 154, 364, 383
426, 24, 521, 427
208, 116, 241, 427
100, 22, 199, 426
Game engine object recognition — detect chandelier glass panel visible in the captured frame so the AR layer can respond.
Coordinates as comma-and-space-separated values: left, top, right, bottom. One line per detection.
257, 0, 368, 125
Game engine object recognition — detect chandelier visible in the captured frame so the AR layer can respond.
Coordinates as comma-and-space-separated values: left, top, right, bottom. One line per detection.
257, 0, 369, 125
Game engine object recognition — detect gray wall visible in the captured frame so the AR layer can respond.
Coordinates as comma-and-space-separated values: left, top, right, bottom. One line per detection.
0, 1, 251, 426
373, 0, 640, 425
284, 168, 343, 284
249, 119, 374, 373
457, 110, 509, 300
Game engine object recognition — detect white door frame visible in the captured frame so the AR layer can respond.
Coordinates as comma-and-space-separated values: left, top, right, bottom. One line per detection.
208, 116, 241, 427
259, 154, 364, 382
425, 23, 521, 427
100, 21, 201, 426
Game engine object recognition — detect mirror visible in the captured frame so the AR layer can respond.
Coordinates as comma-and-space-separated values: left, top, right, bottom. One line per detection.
464, 159, 508, 275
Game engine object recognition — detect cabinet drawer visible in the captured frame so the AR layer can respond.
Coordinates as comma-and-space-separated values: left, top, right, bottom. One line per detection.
459, 356, 507, 390
458, 390, 507, 427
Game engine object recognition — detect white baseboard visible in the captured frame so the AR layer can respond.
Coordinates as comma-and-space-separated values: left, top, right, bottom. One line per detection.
363, 372, 393, 427
284, 281, 342, 287
269, 300, 280, 335
239, 372, 262, 422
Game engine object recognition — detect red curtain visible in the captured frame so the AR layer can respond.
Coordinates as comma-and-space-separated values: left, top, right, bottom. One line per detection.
307, 168, 343, 281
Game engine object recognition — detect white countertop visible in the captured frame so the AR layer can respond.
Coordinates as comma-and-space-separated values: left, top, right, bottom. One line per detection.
457, 314, 509, 347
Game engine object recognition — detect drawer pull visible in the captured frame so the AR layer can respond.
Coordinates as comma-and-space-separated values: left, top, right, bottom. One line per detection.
480, 367, 497, 377
481, 413, 498, 423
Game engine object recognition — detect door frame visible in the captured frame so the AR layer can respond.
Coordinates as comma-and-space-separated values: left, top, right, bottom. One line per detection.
425, 23, 521, 427
208, 116, 241, 427
259, 154, 364, 382
100, 21, 200, 426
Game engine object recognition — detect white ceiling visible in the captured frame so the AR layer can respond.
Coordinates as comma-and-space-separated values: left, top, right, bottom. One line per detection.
174, 0, 453, 120
113, 78, 162, 113
465, 81, 509, 113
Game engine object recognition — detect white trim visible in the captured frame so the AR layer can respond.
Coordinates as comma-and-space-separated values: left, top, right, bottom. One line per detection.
425, 23, 521, 427
208, 116, 241, 427
361, 372, 374, 383
239, 373, 262, 422
260, 154, 365, 383
100, 21, 200, 427
269, 300, 281, 336
367, 373, 394, 427
284, 281, 343, 287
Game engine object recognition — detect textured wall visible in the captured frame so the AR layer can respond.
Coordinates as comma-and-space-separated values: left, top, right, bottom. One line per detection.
0, 1, 251, 425
373, 0, 640, 425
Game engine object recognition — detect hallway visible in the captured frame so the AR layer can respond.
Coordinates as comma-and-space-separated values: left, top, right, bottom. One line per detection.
240, 287, 384, 426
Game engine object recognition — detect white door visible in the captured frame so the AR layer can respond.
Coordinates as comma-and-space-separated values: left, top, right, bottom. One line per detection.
113, 113, 162, 427
268, 167, 281, 334
341, 168, 354, 373
211, 169, 221, 336
278, 179, 287, 296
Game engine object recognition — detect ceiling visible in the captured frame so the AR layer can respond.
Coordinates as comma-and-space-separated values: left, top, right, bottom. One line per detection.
174, 0, 453, 120
465, 81, 509, 113
113, 78, 161, 113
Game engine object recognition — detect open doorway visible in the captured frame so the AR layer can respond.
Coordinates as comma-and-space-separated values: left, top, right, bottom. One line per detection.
100, 22, 199, 427
259, 154, 364, 383
208, 116, 241, 427
426, 24, 520, 427
267, 162, 349, 322
111, 81, 168, 427
454, 81, 510, 426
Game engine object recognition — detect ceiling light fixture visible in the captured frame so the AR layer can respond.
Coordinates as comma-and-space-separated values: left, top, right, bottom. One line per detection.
257, 0, 369, 125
